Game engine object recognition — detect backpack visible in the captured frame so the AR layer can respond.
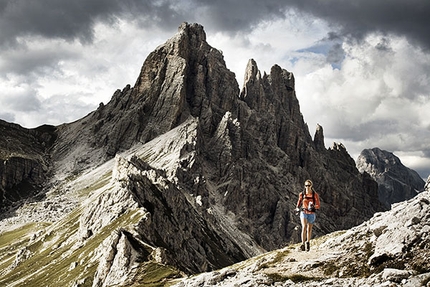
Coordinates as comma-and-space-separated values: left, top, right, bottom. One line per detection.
302, 189, 315, 202
300, 189, 316, 210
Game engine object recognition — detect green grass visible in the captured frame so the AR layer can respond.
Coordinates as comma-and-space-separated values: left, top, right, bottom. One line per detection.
271, 249, 290, 264
322, 261, 338, 276
130, 262, 181, 287
0, 223, 35, 250
78, 171, 112, 198
257, 248, 291, 271
0, 207, 147, 287
0, 223, 52, 271
0, 209, 82, 286
0, 168, 185, 287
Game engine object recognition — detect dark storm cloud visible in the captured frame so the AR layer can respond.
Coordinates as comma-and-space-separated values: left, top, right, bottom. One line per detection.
1, 0, 429, 50
0, 0, 182, 46
0, 0, 113, 46
194, 0, 287, 32
0, 0, 288, 46
0, 46, 78, 77
285, 0, 430, 50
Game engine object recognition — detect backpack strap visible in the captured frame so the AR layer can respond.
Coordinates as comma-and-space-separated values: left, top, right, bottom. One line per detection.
301, 190, 305, 208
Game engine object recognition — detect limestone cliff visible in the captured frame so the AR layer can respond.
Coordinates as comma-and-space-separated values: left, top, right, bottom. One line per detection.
357, 147, 425, 208
0, 120, 56, 211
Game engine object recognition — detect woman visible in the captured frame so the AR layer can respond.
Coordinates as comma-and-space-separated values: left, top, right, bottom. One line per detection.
296, 179, 320, 251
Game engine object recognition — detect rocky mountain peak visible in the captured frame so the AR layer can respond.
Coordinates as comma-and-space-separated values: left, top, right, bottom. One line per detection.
48, 22, 239, 178
176, 22, 207, 51
357, 147, 425, 207
240, 61, 296, 113
240, 59, 261, 110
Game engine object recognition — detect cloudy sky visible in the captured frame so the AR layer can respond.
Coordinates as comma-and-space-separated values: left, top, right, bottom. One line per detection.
1, 0, 429, 179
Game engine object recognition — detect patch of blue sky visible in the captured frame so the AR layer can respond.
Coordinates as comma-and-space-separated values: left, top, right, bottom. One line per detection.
296, 41, 344, 70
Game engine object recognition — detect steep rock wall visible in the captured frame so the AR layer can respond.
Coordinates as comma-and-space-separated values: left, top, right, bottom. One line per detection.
357, 147, 425, 207
0, 121, 56, 211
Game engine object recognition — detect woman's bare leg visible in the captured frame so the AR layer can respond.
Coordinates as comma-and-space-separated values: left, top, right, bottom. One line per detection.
301, 217, 308, 243
307, 223, 313, 242
305, 223, 313, 251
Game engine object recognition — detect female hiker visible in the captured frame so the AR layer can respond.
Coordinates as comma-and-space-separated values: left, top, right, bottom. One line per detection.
296, 179, 320, 251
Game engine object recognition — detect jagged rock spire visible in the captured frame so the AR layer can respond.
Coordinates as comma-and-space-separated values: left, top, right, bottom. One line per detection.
240, 59, 262, 110
314, 123, 325, 152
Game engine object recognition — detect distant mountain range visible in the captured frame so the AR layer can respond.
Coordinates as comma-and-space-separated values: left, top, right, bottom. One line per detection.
357, 147, 425, 208
0, 23, 426, 286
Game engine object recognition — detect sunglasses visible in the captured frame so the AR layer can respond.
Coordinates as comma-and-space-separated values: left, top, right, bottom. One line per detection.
305, 184, 311, 187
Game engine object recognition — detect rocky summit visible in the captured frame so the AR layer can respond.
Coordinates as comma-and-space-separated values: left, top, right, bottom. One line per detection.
0, 23, 423, 286
357, 147, 425, 208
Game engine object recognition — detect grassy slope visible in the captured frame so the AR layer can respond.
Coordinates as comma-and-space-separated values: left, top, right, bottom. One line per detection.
0, 120, 199, 287
0, 169, 181, 287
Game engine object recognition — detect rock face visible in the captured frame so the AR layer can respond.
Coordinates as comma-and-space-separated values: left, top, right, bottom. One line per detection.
1, 23, 418, 286
49, 23, 239, 178
357, 147, 425, 208
0, 120, 57, 212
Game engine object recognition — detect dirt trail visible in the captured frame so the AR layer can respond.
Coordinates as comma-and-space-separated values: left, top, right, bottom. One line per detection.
262, 240, 344, 280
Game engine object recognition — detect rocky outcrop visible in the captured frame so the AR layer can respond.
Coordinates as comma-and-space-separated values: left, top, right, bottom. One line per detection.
92, 229, 153, 287
357, 147, 425, 207
0, 120, 57, 211
323, 190, 430, 279
313, 124, 325, 152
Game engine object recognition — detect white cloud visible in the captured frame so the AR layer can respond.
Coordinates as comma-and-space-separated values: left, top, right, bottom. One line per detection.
288, 34, 430, 176
0, 20, 171, 127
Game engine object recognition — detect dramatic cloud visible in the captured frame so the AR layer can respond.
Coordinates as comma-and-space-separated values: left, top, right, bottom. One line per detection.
0, 0, 429, 178
1, 0, 427, 48
288, 0, 430, 51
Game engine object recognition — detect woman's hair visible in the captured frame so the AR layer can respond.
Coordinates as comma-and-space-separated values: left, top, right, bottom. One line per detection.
304, 179, 313, 186
304, 179, 315, 194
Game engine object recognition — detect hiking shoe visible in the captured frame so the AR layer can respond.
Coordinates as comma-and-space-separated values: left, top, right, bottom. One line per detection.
300, 244, 305, 251
306, 241, 310, 252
